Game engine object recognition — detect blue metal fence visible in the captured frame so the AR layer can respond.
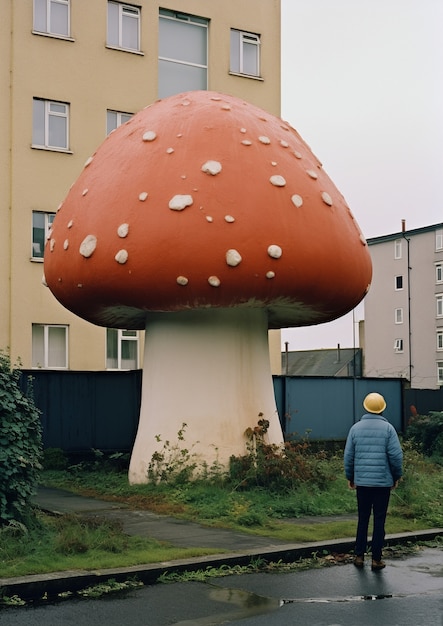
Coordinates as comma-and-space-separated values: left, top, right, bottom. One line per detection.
18, 370, 439, 452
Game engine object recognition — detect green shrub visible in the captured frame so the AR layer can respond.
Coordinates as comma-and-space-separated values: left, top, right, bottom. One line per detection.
43, 448, 68, 470
229, 417, 337, 491
0, 351, 43, 526
405, 411, 443, 459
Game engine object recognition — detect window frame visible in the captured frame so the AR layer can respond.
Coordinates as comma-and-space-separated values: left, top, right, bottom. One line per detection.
106, 109, 133, 135
158, 9, 208, 98
394, 338, 404, 353
394, 308, 403, 324
33, 0, 71, 39
107, 1, 141, 52
32, 98, 70, 151
394, 239, 402, 260
436, 229, 443, 251
438, 361, 443, 386
230, 28, 261, 78
395, 275, 403, 291
436, 262, 443, 284
106, 328, 139, 370
437, 295, 443, 318
437, 330, 443, 351
32, 324, 68, 369
32, 211, 56, 260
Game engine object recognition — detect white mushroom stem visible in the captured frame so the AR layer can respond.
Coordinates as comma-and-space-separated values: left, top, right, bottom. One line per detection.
128, 308, 284, 484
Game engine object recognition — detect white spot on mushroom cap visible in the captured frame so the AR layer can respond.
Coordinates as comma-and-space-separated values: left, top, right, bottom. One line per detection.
201, 160, 222, 176
142, 130, 157, 142
293, 151, 302, 159
259, 136, 271, 145
270, 175, 286, 187
115, 249, 128, 264
176, 276, 188, 286
271, 161, 277, 166
82, 188, 88, 196
80, 234, 97, 258
360, 234, 368, 245
169, 195, 193, 211
240, 127, 247, 133
50, 239, 55, 252
280, 140, 289, 148
241, 140, 252, 146
63, 239, 69, 250
84, 156, 94, 167
166, 147, 174, 154
306, 169, 318, 179
268, 245, 282, 259
176, 133, 183, 138
208, 276, 221, 287
266, 271, 275, 279
321, 191, 333, 206
221, 104, 231, 111
206, 216, 213, 223
224, 215, 235, 223
67, 220, 73, 229
291, 194, 303, 208
182, 99, 191, 106
118, 223, 129, 238
139, 192, 148, 201
226, 249, 242, 267
41, 274, 47, 287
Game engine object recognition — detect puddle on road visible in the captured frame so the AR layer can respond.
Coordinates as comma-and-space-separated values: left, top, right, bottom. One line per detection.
170, 585, 280, 625
283, 593, 394, 604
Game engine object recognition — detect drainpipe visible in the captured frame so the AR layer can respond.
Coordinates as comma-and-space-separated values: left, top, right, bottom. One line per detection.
401, 219, 412, 384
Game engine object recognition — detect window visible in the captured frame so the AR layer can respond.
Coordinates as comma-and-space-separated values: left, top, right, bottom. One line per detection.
394, 239, 402, 259
32, 211, 55, 259
394, 338, 404, 353
394, 308, 403, 324
436, 263, 443, 284
438, 362, 443, 386
436, 229, 443, 251
158, 9, 208, 99
230, 29, 261, 77
33, 0, 70, 37
437, 295, 443, 318
32, 98, 69, 150
106, 110, 133, 134
395, 275, 403, 290
437, 330, 443, 351
106, 329, 139, 369
32, 324, 68, 368
107, 2, 140, 51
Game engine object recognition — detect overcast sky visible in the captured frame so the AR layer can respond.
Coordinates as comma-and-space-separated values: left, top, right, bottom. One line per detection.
279, 0, 443, 350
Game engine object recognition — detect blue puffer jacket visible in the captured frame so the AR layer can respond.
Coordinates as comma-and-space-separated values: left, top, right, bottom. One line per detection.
344, 413, 403, 487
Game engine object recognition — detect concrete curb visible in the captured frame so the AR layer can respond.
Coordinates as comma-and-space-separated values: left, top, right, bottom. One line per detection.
1, 528, 442, 601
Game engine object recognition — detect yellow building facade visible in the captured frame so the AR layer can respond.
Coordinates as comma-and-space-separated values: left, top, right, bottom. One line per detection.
1, 0, 281, 372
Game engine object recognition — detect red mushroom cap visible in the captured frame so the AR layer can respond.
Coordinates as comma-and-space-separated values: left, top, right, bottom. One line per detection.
44, 91, 372, 329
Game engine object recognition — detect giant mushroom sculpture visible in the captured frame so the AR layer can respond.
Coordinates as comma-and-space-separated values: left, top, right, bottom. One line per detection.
44, 91, 372, 484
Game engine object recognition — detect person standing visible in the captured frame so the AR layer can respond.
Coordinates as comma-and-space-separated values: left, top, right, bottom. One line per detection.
344, 392, 403, 571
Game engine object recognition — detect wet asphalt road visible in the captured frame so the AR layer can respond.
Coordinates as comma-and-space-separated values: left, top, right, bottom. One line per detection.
2, 548, 442, 625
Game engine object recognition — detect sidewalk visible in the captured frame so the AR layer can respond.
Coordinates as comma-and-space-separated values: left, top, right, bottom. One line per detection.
1, 486, 442, 601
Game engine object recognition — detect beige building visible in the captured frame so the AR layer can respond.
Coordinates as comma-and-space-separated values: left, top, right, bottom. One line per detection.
364, 222, 443, 389
1, 0, 282, 372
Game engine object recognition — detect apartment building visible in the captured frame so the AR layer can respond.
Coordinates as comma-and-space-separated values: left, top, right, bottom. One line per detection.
364, 222, 443, 389
1, 0, 282, 372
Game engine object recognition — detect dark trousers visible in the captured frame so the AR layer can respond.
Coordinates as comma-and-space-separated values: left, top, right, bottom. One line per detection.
355, 486, 391, 560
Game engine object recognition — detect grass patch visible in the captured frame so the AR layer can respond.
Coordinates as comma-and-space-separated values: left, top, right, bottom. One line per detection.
2, 442, 441, 579
0, 512, 222, 579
